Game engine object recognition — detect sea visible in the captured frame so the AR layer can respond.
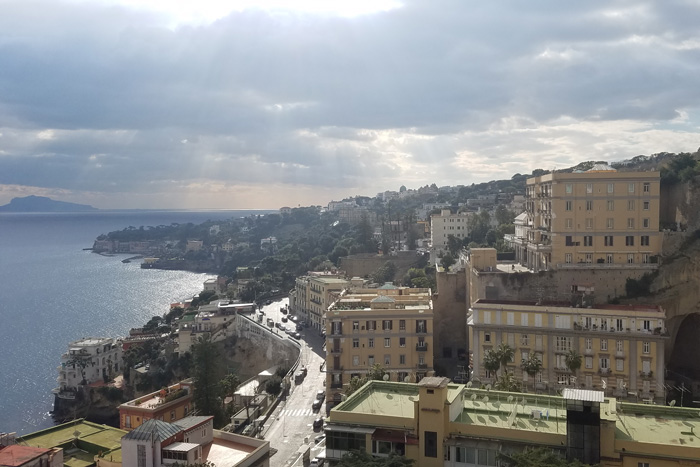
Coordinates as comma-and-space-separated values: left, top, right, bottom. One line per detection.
0, 209, 272, 436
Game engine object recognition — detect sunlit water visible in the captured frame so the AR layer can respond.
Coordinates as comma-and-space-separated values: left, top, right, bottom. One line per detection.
0, 210, 269, 435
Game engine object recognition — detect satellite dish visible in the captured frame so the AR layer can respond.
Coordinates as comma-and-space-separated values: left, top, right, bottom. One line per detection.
485, 384, 492, 391
483, 396, 489, 403
404, 376, 411, 383
470, 394, 477, 401
507, 396, 514, 403
466, 381, 473, 388
670, 400, 676, 407
383, 374, 389, 381
521, 398, 527, 405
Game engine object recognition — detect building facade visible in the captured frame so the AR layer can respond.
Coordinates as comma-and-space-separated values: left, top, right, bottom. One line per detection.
430, 209, 470, 255
521, 165, 661, 271
55, 337, 122, 392
118, 380, 194, 431
291, 273, 350, 330
468, 299, 667, 401
324, 286, 434, 409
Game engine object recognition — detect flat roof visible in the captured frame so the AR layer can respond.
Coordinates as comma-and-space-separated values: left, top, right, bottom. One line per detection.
333, 381, 418, 419
201, 438, 257, 467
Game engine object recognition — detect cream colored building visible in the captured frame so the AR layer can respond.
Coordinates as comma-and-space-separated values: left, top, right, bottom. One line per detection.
325, 285, 434, 409
326, 378, 700, 467
521, 164, 661, 271
468, 299, 667, 401
291, 274, 351, 330
430, 209, 470, 255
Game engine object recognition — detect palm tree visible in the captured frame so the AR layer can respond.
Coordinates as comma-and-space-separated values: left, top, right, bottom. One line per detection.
483, 350, 501, 380
521, 353, 543, 392
495, 343, 515, 376
565, 350, 582, 385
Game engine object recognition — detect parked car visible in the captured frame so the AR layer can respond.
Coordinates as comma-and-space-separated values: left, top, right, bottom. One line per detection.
313, 417, 324, 429
275, 322, 283, 329
281, 316, 288, 323
310, 451, 326, 467
312, 399, 322, 411
294, 332, 301, 339
296, 324, 303, 331
316, 390, 325, 401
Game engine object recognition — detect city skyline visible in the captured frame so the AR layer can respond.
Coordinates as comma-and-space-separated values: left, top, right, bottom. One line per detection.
0, 0, 699, 209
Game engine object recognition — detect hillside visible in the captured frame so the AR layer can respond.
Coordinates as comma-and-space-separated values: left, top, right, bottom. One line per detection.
0, 195, 98, 212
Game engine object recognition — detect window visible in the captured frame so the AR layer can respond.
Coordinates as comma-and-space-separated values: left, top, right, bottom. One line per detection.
601, 339, 608, 351
608, 183, 614, 193
643, 341, 650, 354
605, 235, 614, 246
607, 253, 614, 264
399, 337, 406, 347
137, 444, 146, 467
566, 183, 573, 193
125, 415, 132, 428
566, 201, 573, 211
638, 463, 650, 467
484, 332, 491, 343
606, 217, 616, 229
643, 218, 649, 228
643, 253, 651, 263
586, 183, 593, 194
368, 355, 375, 365
483, 311, 491, 324
617, 339, 624, 351
585, 218, 593, 229
521, 314, 529, 326
521, 334, 529, 346
600, 357, 610, 369
535, 314, 542, 327
626, 236, 634, 246
627, 218, 635, 228
416, 320, 426, 333
368, 338, 374, 348
366, 320, 376, 331
555, 336, 572, 352
607, 200, 614, 211
170, 410, 175, 421
584, 235, 593, 246
353, 321, 359, 331
628, 182, 635, 193
565, 235, 574, 246
353, 355, 359, 366
585, 356, 593, 368
383, 320, 392, 331
616, 359, 624, 371
643, 182, 650, 193
643, 319, 651, 331
643, 201, 650, 210
424, 431, 437, 458
627, 254, 635, 264
384, 355, 390, 365
400, 354, 406, 364
586, 200, 593, 211
565, 253, 573, 264
507, 312, 514, 325
384, 338, 391, 347
353, 338, 359, 348
566, 218, 573, 229
399, 320, 406, 331
628, 200, 635, 210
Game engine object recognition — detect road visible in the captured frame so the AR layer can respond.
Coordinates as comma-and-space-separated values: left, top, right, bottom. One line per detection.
258, 298, 328, 467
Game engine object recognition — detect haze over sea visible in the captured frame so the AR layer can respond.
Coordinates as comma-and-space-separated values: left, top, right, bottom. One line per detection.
0, 209, 271, 435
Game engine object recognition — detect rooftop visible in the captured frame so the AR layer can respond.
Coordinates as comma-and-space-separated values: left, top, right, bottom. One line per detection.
0, 445, 53, 466
333, 381, 418, 420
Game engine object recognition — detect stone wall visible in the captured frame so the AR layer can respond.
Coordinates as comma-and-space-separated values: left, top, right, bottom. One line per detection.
433, 269, 467, 360
338, 252, 421, 281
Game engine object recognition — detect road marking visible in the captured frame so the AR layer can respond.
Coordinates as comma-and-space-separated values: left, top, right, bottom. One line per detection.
282, 409, 313, 417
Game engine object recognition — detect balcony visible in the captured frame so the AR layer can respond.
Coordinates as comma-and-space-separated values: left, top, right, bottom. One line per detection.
417, 363, 428, 370
330, 347, 343, 355
331, 382, 344, 389
416, 343, 428, 352
557, 262, 658, 270
599, 368, 611, 376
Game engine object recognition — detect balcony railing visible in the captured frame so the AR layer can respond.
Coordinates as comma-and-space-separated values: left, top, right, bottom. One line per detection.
416, 343, 428, 351
417, 363, 428, 370
330, 347, 343, 354
557, 262, 658, 270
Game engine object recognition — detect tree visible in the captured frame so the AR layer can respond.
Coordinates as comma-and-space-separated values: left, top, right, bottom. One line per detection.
218, 373, 240, 408
371, 261, 397, 284
494, 371, 521, 392
344, 364, 388, 397
191, 335, 225, 426
336, 449, 414, 467
440, 253, 456, 270
265, 376, 282, 397
495, 343, 515, 376
483, 350, 501, 378
565, 350, 582, 382
521, 353, 543, 392
498, 447, 589, 467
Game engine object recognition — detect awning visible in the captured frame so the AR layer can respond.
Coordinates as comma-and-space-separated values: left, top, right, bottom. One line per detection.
373, 428, 418, 445
324, 424, 376, 435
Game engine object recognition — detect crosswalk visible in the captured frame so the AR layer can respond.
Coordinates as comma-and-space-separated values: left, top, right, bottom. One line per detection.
280, 408, 316, 417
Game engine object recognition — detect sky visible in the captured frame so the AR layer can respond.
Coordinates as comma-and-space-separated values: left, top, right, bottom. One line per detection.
0, 0, 699, 209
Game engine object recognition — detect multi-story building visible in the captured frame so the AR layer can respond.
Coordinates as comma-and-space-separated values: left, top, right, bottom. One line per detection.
430, 209, 470, 255
324, 285, 434, 409
118, 380, 194, 431
54, 337, 122, 393
326, 378, 700, 467
291, 273, 350, 330
521, 164, 661, 271
468, 299, 667, 401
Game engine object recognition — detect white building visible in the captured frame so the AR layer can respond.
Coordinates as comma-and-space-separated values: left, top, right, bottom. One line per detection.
430, 209, 470, 255
55, 337, 122, 392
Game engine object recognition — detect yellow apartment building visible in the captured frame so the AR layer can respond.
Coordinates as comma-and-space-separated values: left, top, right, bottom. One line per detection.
325, 285, 434, 409
469, 299, 667, 401
522, 164, 661, 271
118, 380, 194, 431
326, 378, 700, 467
290, 274, 351, 331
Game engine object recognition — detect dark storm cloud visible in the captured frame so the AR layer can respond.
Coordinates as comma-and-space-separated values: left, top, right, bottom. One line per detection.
0, 0, 699, 207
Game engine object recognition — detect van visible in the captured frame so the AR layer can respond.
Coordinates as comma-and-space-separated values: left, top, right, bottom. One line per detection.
310, 450, 326, 467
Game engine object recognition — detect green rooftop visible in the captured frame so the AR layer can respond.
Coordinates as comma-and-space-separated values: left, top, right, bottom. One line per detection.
334, 381, 419, 419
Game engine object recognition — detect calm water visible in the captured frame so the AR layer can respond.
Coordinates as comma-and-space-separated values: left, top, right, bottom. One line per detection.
0, 209, 270, 435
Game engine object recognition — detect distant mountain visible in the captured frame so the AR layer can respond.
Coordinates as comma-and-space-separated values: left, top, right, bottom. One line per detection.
0, 196, 98, 212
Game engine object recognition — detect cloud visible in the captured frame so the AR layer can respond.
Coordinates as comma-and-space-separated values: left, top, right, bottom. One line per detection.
0, 0, 699, 208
